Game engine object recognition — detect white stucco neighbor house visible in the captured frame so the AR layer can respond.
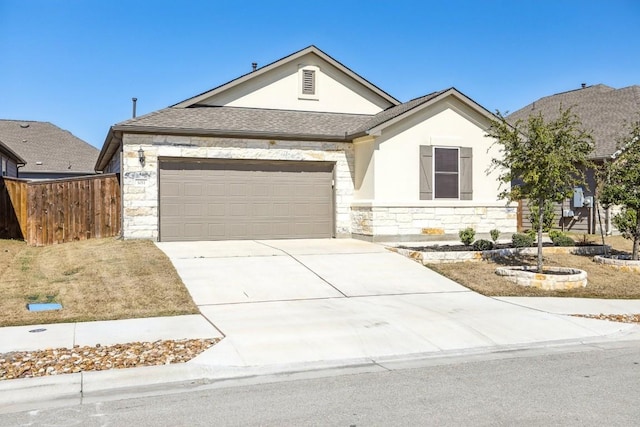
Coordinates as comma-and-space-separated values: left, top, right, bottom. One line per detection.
95, 46, 517, 242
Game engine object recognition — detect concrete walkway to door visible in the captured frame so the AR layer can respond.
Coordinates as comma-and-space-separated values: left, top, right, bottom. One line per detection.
155, 239, 639, 371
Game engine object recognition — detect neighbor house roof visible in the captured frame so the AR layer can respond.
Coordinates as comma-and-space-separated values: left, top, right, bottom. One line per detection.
172, 45, 401, 108
0, 120, 99, 174
507, 84, 640, 159
0, 138, 26, 165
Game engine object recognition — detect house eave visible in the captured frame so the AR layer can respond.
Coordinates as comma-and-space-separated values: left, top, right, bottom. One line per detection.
112, 125, 354, 143
94, 128, 122, 172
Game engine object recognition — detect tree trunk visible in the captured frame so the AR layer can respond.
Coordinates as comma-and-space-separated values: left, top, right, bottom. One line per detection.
537, 198, 544, 273
633, 210, 640, 261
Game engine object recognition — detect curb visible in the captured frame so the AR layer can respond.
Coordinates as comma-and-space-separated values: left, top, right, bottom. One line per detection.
3, 327, 640, 414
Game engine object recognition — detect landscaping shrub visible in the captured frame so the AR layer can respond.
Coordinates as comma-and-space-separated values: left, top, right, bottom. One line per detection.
525, 229, 537, 240
548, 230, 563, 240
489, 229, 501, 243
552, 234, 575, 247
458, 227, 476, 246
473, 239, 494, 251
529, 200, 556, 233
512, 233, 534, 248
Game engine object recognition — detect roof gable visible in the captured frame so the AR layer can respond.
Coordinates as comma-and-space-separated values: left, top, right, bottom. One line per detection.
0, 120, 98, 173
354, 88, 497, 136
171, 46, 399, 114
507, 84, 640, 158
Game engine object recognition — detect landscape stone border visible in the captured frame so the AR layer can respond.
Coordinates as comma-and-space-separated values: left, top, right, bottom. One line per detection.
494, 266, 588, 290
389, 245, 609, 265
593, 255, 640, 272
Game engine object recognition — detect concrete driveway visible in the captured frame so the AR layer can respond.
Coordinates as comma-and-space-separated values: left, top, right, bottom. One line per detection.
156, 239, 635, 369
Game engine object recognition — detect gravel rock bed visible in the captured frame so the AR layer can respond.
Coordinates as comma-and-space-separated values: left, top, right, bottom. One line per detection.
572, 314, 640, 323
0, 338, 220, 380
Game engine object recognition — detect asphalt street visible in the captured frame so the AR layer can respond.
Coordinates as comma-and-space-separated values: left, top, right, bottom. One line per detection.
3, 340, 639, 426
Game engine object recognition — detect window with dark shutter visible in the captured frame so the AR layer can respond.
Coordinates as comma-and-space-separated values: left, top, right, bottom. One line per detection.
302, 69, 315, 95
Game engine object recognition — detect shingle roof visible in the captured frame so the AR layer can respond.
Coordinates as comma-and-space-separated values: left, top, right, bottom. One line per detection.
0, 120, 99, 173
113, 87, 494, 142
115, 106, 374, 140
350, 90, 447, 134
0, 138, 26, 164
507, 84, 640, 158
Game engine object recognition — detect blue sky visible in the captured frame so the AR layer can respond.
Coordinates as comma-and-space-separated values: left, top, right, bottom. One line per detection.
1, 1, 638, 149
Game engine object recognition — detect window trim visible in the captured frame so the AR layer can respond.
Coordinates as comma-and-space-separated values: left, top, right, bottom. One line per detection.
433, 146, 460, 200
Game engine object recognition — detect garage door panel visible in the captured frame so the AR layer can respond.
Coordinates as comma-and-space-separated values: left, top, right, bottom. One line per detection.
184, 183, 203, 196
162, 203, 183, 217
184, 223, 205, 239
207, 224, 226, 238
160, 159, 333, 241
252, 203, 272, 216
207, 203, 225, 216
207, 183, 225, 196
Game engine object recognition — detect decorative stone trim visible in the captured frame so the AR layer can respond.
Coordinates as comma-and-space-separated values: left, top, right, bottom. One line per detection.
494, 266, 588, 290
390, 245, 609, 264
351, 204, 517, 239
593, 255, 640, 272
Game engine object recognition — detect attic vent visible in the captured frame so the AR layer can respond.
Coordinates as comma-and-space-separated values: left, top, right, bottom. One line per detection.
302, 69, 315, 95
298, 65, 319, 100
19, 123, 30, 128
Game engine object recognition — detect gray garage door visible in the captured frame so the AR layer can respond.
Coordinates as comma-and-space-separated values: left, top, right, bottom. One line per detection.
159, 159, 334, 241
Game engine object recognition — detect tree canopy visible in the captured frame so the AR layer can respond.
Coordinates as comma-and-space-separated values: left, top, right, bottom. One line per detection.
487, 106, 594, 272
599, 119, 640, 259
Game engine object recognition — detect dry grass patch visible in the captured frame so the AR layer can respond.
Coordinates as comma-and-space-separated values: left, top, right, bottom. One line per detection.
426, 234, 640, 298
0, 238, 199, 327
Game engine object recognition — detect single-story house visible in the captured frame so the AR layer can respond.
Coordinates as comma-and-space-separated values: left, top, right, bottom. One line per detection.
0, 119, 99, 180
95, 45, 517, 242
507, 83, 640, 234
0, 138, 26, 177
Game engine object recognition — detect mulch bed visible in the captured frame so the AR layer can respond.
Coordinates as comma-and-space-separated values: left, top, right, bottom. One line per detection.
399, 243, 556, 252
0, 338, 220, 380
572, 314, 640, 324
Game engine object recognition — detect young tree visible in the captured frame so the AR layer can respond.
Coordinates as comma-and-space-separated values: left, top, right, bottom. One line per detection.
487, 107, 594, 272
599, 119, 640, 259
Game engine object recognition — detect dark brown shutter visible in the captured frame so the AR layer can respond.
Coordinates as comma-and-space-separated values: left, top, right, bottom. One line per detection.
460, 147, 472, 200
419, 145, 433, 200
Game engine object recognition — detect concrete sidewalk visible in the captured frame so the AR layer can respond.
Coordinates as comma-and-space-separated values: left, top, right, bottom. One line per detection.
0, 315, 223, 353
2, 238, 640, 414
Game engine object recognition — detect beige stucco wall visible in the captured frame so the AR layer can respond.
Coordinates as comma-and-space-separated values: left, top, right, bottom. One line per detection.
197, 53, 391, 115
121, 133, 355, 240
349, 95, 516, 239
353, 136, 375, 199
364, 97, 502, 202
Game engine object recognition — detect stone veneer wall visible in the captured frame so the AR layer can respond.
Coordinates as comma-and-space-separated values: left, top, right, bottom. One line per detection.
351, 203, 518, 241
121, 134, 355, 240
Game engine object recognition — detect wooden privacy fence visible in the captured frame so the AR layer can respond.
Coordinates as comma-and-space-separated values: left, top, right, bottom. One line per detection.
0, 174, 121, 246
